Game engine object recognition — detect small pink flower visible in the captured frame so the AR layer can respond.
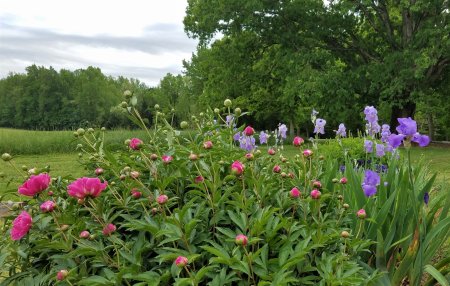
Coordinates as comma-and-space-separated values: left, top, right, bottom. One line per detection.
18, 173, 51, 197
290, 187, 301, 198
235, 234, 248, 246
203, 141, 213, 149
175, 256, 188, 268
95, 168, 104, 176
357, 209, 366, 219
311, 189, 321, 199
157, 194, 168, 205
129, 138, 143, 150
303, 149, 313, 157
340, 177, 348, 184
231, 161, 244, 175
67, 177, 108, 199
312, 180, 322, 189
56, 269, 69, 281
162, 155, 173, 164
194, 175, 204, 184
79, 230, 90, 239
293, 136, 304, 147
268, 148, 276, 155
131, 188, 142, 199
245, 153, 254, 161
40, 200, 56, 213
243, 126, 255, 136
273, 165, 281, 173
102, 223, 116, 236
10, 211, 32, 240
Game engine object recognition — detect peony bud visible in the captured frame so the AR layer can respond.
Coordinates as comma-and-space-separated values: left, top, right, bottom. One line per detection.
194, 175, 204, 184
48, 191, 54, 196
235, 234, 248, 246
340, 177, 348, 184
175, 256, 188, 268
95, 168, 104, 176
130, 171, 140, 179
292, 136, 304, 147
180, 121, 189, 129
123, 90, 132, 98
57, 269, 69, 281
310, 189, 321, 199
303, 149, 313, 157
189, 153, 198, 161
131, 188, 142, 199
343, 203, 350, 209
79, 230, 90, 239
357, 209, 366, 219
1, 153, 12, 161
243, 126, 255, 136
288, 172, 295, 179
162, 155, 173, 164
150, 153, 158, 161
76, 128, 85, 136
224, 99, 232, 107
234, 108, 242, 116
273, 165, 281, 173
290, 187, 301, 198
154, 104, 160, 110
151, 207, 158, 215
312, 180, 322, 189
157, 194, 168, 205
231, 161, 244, 176
332, 178, 339, 183
214, 108, 220, 114
203, 141, 213, 149
341, 231, 350, 238
40, 200, 56, 213
337, 195, 343, 201
281, 172, 287, 178
245, 153, 254, 161
268, 149, 276, 155
102, 223, 116, 236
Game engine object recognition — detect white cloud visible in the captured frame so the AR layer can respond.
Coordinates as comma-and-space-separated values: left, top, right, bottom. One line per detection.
0, 0, 197, 86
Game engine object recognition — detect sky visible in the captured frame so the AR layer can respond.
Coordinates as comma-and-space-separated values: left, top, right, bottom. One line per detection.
0, 0, 198, 86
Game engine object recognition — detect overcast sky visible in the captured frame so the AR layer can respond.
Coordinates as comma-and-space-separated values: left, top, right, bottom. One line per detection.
0, 0, 198, 86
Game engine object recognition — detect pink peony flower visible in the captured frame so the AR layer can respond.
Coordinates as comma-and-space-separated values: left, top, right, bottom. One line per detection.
40, 200, 56, 213
231, 161, 244, 175
310, 189, 321, 199
67, 177, 108, 199
162, 155, 173, 164
102, 223, 116, 236
131, 188, 142, 199
175, 256, 189, 268
273, 165, 281, 173
157, 194, 168, 204
235, 234, 248, 246
57, 269, 69, 281
194, 175, 204, 184
203, 141, 213, 149
243, 126, 255, 136
357, 209, 366, 219
340, 177, 348, 184
95, 168, 104, 176
18, 173, 51, 197
129, 138, 143, 150
10, 211, 32, 240
293, 136, 304, 147
303, 149, 313, 157
268, 148, 276, 155
290, 187, 301, 198
79, 230, 90, 239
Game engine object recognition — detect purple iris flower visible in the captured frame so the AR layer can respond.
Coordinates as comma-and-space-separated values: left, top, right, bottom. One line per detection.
396, 117, 417, 136
385, 143, 394, 153
376, 144, 385, 157
364, 140, 373, 153
259, 131, 268, 144
381, 124, 391, 143
387, 134, 406, 148
362, 170, 380, 197
339, 165, 346, 173
412, 133, 431, 147
314, 119, 326, 134
233, 132, 241, 141
239, 136, 256, 151
278, 124, 288, 139
364, 106, 378, 123
226, 115, 234, 126
336, 123, 346, 137
424, 192, 429, 205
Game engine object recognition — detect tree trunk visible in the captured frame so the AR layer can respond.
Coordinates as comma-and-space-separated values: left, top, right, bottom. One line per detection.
289, 120, 295, 137
427, 113, 435, 141
389, 101, 416, 132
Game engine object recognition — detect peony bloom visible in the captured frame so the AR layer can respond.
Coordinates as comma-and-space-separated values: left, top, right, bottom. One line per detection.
162, 155, 173, 164
243, 126, 255, 136
203, 141, 213, 149
40, 200, 56, 213
57, 270, 69, 281
235, 234, 248, 246
273, 165, 281, 173
129, 138, 143, 150
157, 194, 168, 204
18, 173, 51, 197
290, 187, 301, 198
231, 161, 244, 175
357, 209, 366, 219
310, 189, 321, 199
67, 177, 108, 199
79, 230, 90, 239
11, 211, 32, 240
303, 149, 313, 157
102, 223, 116, 236
293, 136, 304, 147
175, 256, 188, 268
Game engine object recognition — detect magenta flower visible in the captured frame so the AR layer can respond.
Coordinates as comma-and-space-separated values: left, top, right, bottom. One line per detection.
10, 211, 32, 240
357, 209, 367, 219
129, 138, 143, 150
231, 161, 244, 175
268, 148, 276, 155
290, 187, 301, 198
40, 200, 56, 213
303, 149, 313, 157
340, 177, 348, 184
235, 234, 248, 246
162, 155, 173, 164
102, 223, 116, 236
293, 136, 304, 146
79, 230, 90, 238
203, 141, 213, 149
56, 270, 69, 281
157, 194, 168, 204
18, 173, 51, 197
194, 175, 204, 183
310, 189, 321, 199
273, 165, 281, 173
131, 189, 142, 199
67, 177, 108, 199
244, 126, 255, 136
175, 256, 188, 268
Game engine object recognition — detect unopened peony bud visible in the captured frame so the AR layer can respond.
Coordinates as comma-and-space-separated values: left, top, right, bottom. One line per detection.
119, 174, 126, 181
79, 230, 90, 239
175, 256, 188, 268
332, 178, 339, 183
40, 201, 56, 213
87, 128, 94, 133
268, 149, 276, 155
21, 165, 28, 171
281, 172, 287, 178
290, 187, 301, 198
194, 175, 204, 183
293, 136, 304, 147
1, 153, 12, 161
130, 171, 140, 179
150, 153, 158, 161
131, 189, 142, 199
102, 223, 116, 236
224, 99, 232, 107
245, 153, 254, 161
234, 107, 242, 116
311, 189, 321, 199
76, 128, 85, 136
357, 209, 366, 219
288, 172, 295, 179
303, 149, 313, 157
48, 191, 54, 196
101, 127, 106, 131
243, 126, 254, 136
273, 165, 281, 173
340, 177, 348, 184
235, 234, 248, 246
343, 203, 350, 209
95, 168, 104, 176
203, 141, 213, 149
214, 108, 220, 114
189, 153, 198, 161
312, 180, 322, 188
154, 104, 160, 110
123, 90, 132, 98
57, 269, 69, 281
151, 207, 158, 215
180, 121, 189, 129
341, 231, 350, 238
337, 195, 343, 201
157, 194, 168, 205
77, 198, 85, 205
231, 161, 244, 176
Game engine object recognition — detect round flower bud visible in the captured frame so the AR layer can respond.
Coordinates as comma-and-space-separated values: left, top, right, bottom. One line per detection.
1, 153, 12, 161
101, 127, 106, 131
102, 223, 116, 236
79, 230, 90, 239
57, 269, 69, 281
357, 209, 366, 219
119, 174, 126, 181
341, 231, 350, 238
157, 194, 168, 205
154, 104, 160, 110
245, 153, 254, 161
77, 199, 85, 205
290, 187, 301, 198
123, 90, 132, 98
0, 172, 5, 178
303, 149, 313, 157
76, 128, 85, 136
150, 153, 158, 161
235, 234, 248, 246
224, 99, 232, 107
78, 153, 83, 158
319, 155, 325, 160
214, 108, 220, 114
95, 168, 104, 176
180, 121, 189, 129
189, 153, 198, 161
268, 149, 276, 155
340, 177, 348, 184
131, 188, 142, 199
87, 128, 95, 133
48, 191, 54, 196
234, 108, 242, 116
312, 180, 322, 189
130, 171, 140, 179
337, 195, 343, 201
293, 136, 304, 147
194, 175, 204, 183
310, 189, 321, 200
73, 131, 79, 137
76, 144, 83, 149
243, 126, 254, 136
281, 172, 287, 178
203, 141, 213, 149
175, 256, 188, 268
273, 165, 281, 173
343, 203, 350, 209
151, 207, 158, 215
332, 178, 339, 183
